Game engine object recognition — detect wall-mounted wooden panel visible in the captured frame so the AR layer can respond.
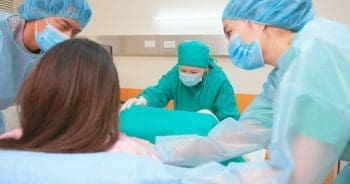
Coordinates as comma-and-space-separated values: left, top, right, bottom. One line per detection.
84, 35, 228, 56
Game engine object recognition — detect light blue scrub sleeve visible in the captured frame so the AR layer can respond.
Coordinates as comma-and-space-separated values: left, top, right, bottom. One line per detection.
155, 70, 280, 166
157, 18, 350, 182
163, 39, 350, 184
239, 69, 278, 128
334, 163, 350, 184
0, 111, 4, 134
0, 12, 39, 110
156, 117, 271, 167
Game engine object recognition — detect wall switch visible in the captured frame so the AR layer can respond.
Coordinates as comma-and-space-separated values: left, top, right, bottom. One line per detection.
163, 41, 176, 48
144, 40, 156, 48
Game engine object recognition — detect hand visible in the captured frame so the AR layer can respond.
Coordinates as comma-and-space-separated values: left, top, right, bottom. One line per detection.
120, 96, 147, 112
197, 109, 219, 121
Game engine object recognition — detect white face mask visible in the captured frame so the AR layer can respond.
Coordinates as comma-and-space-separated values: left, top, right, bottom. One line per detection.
179, 72, 203, 87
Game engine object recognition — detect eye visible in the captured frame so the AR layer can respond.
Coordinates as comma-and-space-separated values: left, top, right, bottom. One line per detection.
70, 31, 79, 38
51, 24, 67, 33
61, 24, 70, 31
225, 31, 231, 39
73, 30, 80, 36
55, 19, 72, 32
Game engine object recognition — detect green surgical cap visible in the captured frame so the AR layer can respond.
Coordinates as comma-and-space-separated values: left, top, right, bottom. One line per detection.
178, 40, 210, 68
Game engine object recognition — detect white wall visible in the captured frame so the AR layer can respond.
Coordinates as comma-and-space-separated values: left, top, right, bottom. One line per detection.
314, 0, 350, 25
82, 0, 226, 35
82, 0, 350, 35
84, 0, 350, 94
115, 56, 272, 94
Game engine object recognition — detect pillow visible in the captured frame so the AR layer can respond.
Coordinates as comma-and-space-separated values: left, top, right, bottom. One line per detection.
120, 106, 218, 143
0, 150, 180, 184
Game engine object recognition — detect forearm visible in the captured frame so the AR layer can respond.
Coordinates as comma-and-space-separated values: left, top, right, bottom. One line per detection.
155, 118, 272, 167
141, 91, 169, 108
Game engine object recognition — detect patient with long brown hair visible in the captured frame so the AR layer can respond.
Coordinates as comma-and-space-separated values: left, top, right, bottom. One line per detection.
0, 39, 158, 159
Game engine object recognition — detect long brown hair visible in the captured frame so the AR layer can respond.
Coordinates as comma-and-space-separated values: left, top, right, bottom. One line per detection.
0, 39, 120, 153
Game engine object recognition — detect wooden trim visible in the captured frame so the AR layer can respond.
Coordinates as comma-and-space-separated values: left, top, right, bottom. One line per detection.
120, 88, 143, 102
234, 94, 256, 113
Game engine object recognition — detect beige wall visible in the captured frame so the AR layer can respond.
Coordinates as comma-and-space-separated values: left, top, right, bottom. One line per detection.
82, 0, 226, 35
314, 0, 350, 25
83, 0, 350, 94
82, 0, 350, 35
115, 56, 273, 94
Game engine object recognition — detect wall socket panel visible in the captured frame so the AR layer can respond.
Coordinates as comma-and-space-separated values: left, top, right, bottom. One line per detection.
86, 35, 228, 56
144, 40, 156, 48
163, 40, 176, 48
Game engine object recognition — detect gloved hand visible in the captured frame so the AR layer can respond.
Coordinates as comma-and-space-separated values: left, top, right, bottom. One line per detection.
120, 96, 147, 112
197, 109, 219, 121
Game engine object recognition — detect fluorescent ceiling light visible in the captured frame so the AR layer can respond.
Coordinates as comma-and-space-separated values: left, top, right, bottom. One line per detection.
155, 16, 219, 21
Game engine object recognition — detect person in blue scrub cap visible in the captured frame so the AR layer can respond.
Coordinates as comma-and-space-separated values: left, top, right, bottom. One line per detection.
0, 0, 92, 134
155, 0, 350, 183
221, 0, 350, 182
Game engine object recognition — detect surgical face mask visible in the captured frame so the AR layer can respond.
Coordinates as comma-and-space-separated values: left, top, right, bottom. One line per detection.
179, 72, 203, 87
35, 19, 69, 52
228, 26, 265, 70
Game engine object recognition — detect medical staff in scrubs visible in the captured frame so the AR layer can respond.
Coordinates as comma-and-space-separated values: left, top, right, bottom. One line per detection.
0, 0, 92, 134
121, 40, 240, 121
156, 0, 350, 183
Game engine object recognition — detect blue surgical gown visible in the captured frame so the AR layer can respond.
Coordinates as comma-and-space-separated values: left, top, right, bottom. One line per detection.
0, 112, 4, 134
0, 11, 39, 133
0, 11, 38, 110
156, 18, 350, 183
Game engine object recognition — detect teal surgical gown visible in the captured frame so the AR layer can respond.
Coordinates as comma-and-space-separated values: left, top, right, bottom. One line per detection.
0, 11, 40, 133
141, 62, 240, 121
156, 18, 350, 183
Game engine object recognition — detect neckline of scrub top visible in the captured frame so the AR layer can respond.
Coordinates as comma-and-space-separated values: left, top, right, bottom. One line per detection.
3, 14, 40, 58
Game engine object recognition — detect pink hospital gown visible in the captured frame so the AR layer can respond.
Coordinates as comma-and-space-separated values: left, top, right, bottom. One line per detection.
0, 129, 159, 160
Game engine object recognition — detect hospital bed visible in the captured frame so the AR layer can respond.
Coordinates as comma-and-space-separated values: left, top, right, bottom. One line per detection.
0, 89, 343, 183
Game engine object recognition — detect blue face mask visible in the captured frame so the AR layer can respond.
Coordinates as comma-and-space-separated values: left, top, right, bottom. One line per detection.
179, 72, 203, 87
228, 32, 264, 70
35, 19, 69, 52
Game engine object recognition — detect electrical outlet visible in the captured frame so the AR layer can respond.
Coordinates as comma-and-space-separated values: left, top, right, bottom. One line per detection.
163, 41, 176, 48
144, 40, 156, 48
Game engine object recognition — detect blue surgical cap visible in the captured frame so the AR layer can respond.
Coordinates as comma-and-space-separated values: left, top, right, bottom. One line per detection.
18, 0, 92, 28
222, 0, 315, 32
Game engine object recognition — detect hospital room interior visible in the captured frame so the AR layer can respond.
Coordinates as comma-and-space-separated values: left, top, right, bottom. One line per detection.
0, 0, 349, 183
